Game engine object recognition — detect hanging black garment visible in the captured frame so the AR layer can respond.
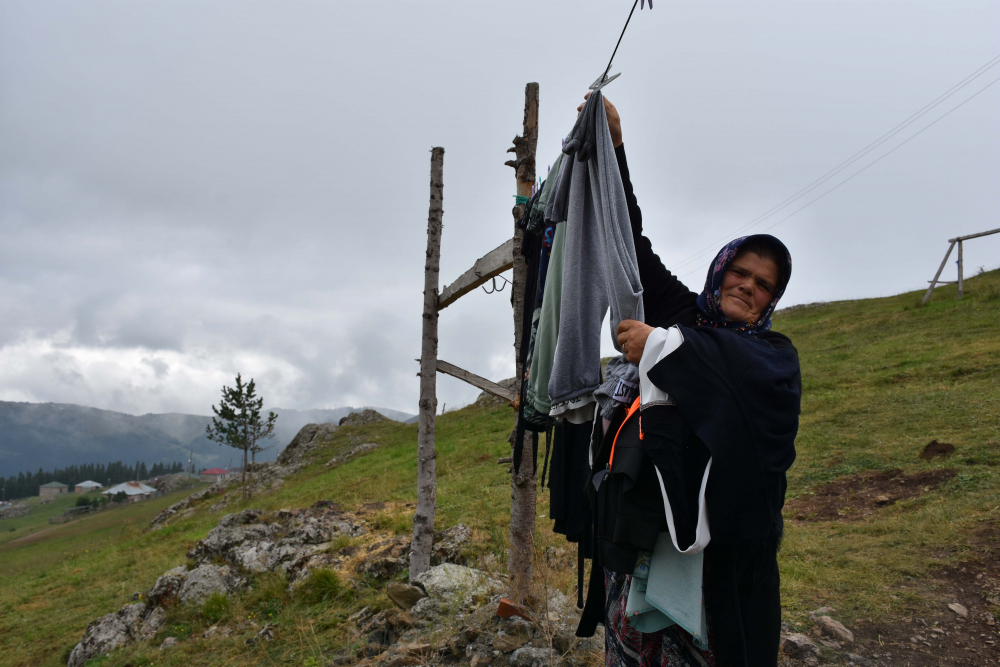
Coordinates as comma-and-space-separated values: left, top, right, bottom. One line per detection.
547, 420, 596, 557
512, 189, 546, 475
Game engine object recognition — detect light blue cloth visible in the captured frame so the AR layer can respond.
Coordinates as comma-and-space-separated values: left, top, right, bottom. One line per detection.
625, 532, 709, 650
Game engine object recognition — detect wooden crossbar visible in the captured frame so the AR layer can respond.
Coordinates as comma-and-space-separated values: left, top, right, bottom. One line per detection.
949, 227, 1000, 243
438, 239, 514, 310
436, 359, 516, 403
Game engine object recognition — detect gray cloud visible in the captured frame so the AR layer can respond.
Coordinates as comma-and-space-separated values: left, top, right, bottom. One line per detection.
0, 0, 997, 416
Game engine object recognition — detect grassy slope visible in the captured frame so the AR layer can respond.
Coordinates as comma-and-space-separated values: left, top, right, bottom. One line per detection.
775, 269, 1000, 627
0, 493, 101, 543
1, 270, 998, 667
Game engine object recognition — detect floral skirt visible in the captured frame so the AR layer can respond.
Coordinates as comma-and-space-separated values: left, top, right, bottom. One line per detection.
604, 569, 716, 667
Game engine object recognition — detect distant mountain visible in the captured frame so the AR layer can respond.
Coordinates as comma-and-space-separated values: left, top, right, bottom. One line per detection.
0, 402, 415, 477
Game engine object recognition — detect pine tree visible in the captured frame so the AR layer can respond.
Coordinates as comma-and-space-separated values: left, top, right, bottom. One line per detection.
206, 374, 277, 499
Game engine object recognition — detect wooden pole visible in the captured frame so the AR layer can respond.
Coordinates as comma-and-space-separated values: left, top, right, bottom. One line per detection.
957, 240, 964, 298
921, 240, 956, 305
410, 147, 444, 581
505, 83, 539, 603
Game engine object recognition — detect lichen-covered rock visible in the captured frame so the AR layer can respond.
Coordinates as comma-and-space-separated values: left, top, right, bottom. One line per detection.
177, 564, 242, 605
409, 564, 502, 624
413, 564, 499, 602
278, 423, 337, 465
146, 565, 187, 607
67, 603, 161, 667
186, 516, 275, 563
814, 615, 854, 643
139, 606, 166, 640
509, 646, 555, 667
781, 633, 820, 658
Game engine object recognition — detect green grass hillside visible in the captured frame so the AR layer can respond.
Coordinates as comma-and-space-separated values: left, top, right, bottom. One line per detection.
1, 270, 998, 667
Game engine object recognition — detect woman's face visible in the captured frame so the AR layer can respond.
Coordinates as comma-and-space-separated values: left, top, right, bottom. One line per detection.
719, 251, 779, 323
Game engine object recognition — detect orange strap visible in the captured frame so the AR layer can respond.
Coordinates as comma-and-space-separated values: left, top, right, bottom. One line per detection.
609, 396, 642, 469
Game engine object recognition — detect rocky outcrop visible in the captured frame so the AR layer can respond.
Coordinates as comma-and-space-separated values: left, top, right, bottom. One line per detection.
186, 506, 365, 581
339, 409, 388, 427
277, 423, 338, 465
67, 603, 166, 667
149, 461, 305, 528
363, 581, 604, 667
148, 479, 231, 528
178, 565, 245, 605
0, 503, 30, 520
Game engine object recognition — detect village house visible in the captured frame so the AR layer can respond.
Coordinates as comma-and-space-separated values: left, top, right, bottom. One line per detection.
39, 481, 68, 497
199, 468, 231, 484
101, 481, 156, 503
74, 480, 103, 494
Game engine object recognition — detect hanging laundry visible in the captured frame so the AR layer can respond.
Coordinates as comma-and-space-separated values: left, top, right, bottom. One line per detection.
524, 220, 565, 428
524, 154, 563, 237
545, 90, 644, 421
511, 185, 548, 474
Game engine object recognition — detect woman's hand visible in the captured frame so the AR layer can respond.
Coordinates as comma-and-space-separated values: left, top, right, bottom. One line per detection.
577, 92, 623, 147
616, 320, 654, 364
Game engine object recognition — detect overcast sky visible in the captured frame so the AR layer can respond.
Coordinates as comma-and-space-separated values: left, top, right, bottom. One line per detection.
1, 0, 998, 417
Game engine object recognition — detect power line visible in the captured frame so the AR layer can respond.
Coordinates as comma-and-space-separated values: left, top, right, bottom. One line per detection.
666, 53, 1000, 276
676, 72, 1000, 281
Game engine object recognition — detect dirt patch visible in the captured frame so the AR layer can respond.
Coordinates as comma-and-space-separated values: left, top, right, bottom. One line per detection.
920, 439, 956, 460
786, 468, 957, 522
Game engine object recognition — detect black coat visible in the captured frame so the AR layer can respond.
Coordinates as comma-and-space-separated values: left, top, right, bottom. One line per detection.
576, 146, 802, 666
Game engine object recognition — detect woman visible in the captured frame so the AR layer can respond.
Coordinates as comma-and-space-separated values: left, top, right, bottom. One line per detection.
577, 94, 802, 667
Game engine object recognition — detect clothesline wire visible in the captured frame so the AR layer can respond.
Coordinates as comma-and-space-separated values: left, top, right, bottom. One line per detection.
664, 53, 1000, 277
677, 72, 1000, 282
599, 0, 641, 88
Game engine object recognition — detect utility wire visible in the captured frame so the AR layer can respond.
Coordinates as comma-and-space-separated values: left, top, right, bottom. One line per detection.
677, 73, 1000, 281
667, 53, 1000, 276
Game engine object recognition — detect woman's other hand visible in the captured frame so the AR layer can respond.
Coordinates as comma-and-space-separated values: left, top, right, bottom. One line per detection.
616, 320, 653, 364
577, 92, 623, 147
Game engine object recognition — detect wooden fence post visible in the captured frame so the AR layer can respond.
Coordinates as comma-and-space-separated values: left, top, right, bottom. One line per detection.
410, 147, 444, 581
506, 83, 539, 603
921, 240, 956, 305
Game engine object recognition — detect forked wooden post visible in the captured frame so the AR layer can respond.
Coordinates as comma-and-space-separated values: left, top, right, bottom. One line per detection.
505, 82, 539, 602
411, 147, 444, 580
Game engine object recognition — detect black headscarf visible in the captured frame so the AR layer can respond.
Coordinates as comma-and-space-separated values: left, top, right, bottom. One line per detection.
694, 234, 792, 335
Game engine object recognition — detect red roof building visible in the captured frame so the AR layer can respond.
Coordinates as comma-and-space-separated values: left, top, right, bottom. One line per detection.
199, 468, 232, 483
